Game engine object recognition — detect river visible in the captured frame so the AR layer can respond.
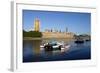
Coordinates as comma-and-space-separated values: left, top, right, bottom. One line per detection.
23, 39, 91, 62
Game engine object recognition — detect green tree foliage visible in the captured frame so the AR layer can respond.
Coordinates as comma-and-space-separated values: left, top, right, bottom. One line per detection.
23, 30, 42, 37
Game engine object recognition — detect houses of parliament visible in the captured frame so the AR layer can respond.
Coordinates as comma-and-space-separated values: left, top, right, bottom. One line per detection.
34, 18, 74, 39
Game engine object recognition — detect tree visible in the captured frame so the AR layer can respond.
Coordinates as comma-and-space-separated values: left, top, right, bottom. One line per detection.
23, 30, 42, 37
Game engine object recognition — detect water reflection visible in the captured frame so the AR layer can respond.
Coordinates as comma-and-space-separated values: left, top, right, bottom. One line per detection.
32, 40, 42, 55
23, 39, 91, 62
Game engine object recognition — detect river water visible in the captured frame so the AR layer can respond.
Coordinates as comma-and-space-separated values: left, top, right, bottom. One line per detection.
23, 39, 91, 62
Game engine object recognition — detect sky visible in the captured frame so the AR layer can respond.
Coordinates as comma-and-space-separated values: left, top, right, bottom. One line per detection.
23, 10, 91, 35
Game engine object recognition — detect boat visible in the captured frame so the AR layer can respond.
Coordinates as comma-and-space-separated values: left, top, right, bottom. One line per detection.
75, 40, 84, 43
75, 39, 84, 44
40, 41, 70, 51
85, 39, 90, 41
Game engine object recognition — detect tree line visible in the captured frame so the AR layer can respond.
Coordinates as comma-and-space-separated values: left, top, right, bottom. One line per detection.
23, 30, 42, 37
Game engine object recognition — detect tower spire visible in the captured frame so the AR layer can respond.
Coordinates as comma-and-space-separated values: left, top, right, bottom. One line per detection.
34, 18, 40, 31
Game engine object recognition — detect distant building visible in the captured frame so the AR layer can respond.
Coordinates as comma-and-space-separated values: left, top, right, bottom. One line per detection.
42, 32, 74, 39
33, 18, 74, 39
34, 18, 40, 31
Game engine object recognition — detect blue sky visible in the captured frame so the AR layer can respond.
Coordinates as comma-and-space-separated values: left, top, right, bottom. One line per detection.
23, 10, 91, 35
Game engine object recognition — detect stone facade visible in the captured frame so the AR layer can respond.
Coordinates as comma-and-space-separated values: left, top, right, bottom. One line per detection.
33, 18, 74, 39
42, 32, 74, 39
34, 18, 40, 31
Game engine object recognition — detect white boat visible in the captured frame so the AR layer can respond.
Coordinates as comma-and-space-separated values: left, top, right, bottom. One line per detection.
40, 42, 70, 51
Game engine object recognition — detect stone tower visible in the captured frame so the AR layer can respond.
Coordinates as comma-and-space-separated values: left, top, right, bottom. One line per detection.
34, 18, 40, 31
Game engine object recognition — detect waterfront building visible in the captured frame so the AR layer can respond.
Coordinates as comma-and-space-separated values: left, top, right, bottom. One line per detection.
33, 18, 74, 39
34, 18, 40, 31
